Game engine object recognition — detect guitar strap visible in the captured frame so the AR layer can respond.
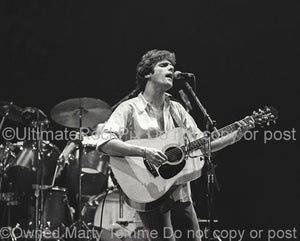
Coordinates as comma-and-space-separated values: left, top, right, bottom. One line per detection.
169, 103, 185, 129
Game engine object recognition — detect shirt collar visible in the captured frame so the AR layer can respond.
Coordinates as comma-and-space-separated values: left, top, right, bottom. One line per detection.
136, 92, 172, 112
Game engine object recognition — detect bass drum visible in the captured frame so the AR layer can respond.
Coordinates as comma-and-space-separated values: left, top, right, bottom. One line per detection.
81, 189, 149, 241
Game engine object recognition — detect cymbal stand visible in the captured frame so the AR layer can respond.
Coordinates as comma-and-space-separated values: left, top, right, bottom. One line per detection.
0, 111, 7, 132
0, 108, 8, 228
185, 81, 221, 241
35, 109, 45, 241
68, 107, 92, 241
0, 105, 15, 230
0, 102, 16, 132
0, 106, 8, 189
78, 107, 83, 227
22, 107, 47, 241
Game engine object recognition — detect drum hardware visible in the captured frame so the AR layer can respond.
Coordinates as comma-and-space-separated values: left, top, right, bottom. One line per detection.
0, 102, 21, 192
83, 185, 118, 208
51, 152, 67, 187
0, 101, 24, 123
70, 107, 93, 240
15, 106, 53, 241
0, 143, 17, 177
0, 101, 23, 229
0, 101, 72, 239
50, 97, 112, 240
34, 109, 47, 241
0, 142, 23, 231
21, 106, 50, 128
0, 106, 8, 132
1, 101, 23, 201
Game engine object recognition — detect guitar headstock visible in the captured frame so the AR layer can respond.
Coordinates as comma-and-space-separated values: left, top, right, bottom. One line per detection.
251, 106, 278, 127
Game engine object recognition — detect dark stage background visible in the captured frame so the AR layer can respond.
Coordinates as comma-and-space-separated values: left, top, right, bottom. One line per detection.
1, 1, 299, 240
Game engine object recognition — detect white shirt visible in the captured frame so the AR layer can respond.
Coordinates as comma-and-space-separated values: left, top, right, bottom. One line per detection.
97, 92, 203, 204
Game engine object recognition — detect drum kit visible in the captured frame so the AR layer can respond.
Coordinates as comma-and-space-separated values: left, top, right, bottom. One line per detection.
0, 99, 148, 241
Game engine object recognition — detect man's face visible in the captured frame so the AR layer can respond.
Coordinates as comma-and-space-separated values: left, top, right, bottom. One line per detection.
149, 60, 175, 91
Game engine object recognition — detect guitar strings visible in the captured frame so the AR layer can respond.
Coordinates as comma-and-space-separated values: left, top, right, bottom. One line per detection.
164, 144, 193, 158
164, 140, 203, 160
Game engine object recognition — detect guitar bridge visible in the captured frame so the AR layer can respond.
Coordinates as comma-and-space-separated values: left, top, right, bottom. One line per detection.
144, 159, 159, 177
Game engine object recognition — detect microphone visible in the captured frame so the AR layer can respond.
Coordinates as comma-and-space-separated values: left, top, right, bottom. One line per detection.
174, 71, 194, 79
178, 89, 193, 112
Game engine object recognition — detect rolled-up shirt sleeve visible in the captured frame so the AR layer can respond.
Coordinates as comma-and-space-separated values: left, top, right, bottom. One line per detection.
96, 102, 132, 150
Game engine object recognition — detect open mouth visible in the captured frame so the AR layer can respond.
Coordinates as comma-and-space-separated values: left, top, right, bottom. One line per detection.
165, 73, 174, 80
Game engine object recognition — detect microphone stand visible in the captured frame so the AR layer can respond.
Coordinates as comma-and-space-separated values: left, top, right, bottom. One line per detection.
185, 81, 221, 241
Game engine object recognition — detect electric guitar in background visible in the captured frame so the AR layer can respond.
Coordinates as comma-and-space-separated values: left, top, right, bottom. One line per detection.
109, 106, 278, 211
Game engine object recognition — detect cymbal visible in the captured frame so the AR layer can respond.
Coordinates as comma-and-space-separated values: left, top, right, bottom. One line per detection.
50, 97, 112, 128
0, 101, 23, 123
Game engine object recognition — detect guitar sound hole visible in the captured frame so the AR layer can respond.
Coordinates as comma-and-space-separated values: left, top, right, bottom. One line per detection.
166, 147, 183, 163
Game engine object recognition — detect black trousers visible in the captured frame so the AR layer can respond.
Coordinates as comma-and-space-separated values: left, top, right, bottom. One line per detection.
137, 200, 201, 241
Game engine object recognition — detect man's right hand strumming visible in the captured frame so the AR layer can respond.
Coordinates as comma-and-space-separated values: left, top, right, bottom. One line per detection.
143, 147, 167, 167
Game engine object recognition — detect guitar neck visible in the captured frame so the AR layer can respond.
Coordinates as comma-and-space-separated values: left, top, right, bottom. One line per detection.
185, 122, 241, 151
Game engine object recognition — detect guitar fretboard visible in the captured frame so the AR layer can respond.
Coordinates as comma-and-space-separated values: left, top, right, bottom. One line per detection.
184, 122, 241, 151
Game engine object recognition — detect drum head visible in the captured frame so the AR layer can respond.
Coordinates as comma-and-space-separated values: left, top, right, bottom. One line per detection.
82, 190, 144, 240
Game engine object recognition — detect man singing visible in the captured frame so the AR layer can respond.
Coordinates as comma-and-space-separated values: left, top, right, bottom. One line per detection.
97, 49, 251, 241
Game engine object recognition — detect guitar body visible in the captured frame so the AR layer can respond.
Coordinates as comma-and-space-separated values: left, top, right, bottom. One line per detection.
108, 106, 278, 211
109, 127, 204, 211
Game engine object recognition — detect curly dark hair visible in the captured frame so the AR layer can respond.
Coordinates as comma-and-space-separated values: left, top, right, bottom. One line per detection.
135, 49, 176, 91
